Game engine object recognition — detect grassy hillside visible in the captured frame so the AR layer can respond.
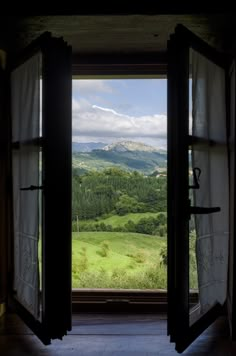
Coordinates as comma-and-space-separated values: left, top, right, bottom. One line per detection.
72, 149, 167, 175
72, 231, 167, 289
79, 212, 164, 227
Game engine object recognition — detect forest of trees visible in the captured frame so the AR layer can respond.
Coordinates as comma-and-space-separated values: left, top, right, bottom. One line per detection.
72, 167, 167, 234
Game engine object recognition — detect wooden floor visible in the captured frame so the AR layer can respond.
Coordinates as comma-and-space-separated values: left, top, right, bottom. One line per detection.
0, 312, 236, 355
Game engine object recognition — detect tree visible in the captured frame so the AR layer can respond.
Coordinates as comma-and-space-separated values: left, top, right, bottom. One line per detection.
115, 194, 141, 215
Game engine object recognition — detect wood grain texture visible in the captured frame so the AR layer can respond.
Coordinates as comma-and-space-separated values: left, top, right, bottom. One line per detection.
2, 14, 235, 55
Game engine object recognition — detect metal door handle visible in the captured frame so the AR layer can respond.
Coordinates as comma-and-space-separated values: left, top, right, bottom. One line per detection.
20, 185, 43, 191
189, 206, 221, 215
188, 168, 220, 216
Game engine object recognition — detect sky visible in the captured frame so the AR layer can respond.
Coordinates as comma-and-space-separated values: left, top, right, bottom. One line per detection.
72, 79, 167, 149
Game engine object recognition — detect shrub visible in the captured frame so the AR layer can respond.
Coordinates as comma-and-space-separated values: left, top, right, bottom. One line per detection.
159, 245, 167, 266
97, 241, 110, 257
77, 247, 88, 272
133, 251, 146, 263
73, 264, 167, 289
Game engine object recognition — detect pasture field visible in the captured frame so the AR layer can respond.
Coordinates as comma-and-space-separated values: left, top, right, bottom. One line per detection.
72, 231, 167, 289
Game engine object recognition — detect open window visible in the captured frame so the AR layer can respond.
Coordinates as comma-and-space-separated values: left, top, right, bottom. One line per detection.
168, 25, 230, 352
9, 33, 72, 344
71, 56, 171, 311
70, 52, 197, 312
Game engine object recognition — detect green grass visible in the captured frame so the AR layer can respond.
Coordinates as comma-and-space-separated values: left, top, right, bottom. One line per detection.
92, 212, 164, 227
39, 227, 197, 290
72, 231, 167, 289
77, 212, 166, 231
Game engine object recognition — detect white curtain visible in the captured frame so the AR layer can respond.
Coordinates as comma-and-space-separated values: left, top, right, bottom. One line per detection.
11, 53, 41, 318
228, 61, 235, 331
191, 49, 229, 313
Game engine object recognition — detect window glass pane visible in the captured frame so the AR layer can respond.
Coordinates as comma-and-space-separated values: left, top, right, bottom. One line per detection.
11, 53, 41, 318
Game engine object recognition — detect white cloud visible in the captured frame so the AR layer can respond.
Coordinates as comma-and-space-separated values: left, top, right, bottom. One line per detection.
92, 105, 130, 118
73, 80, 114, 94
72, 99, 167, 141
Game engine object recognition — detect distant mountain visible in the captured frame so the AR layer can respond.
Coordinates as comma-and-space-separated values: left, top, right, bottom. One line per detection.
72, 140, 167, 175
103, 141, 158, 153
72, 142, 106, 152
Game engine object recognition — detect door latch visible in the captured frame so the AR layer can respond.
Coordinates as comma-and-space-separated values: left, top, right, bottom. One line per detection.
20, 185, 43, 191
188, 167, 221, 217
189, 167, 201, 189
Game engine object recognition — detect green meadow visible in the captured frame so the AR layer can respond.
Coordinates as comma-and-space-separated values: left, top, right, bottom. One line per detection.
70, 167, 198, 290
72, 231, 167, 289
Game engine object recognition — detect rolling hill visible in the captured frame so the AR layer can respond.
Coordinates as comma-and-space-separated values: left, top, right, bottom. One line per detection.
72, 140, 167, 175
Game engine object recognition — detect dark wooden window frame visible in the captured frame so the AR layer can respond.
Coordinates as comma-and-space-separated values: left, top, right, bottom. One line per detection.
8, 32, 72, 344
167, 24, 231, 353
71, 52, 199, 313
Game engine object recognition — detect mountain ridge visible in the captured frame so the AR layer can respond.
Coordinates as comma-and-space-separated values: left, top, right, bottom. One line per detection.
72, 140, 165, 153
102, 140, 159, 153
72, 140, 167, 175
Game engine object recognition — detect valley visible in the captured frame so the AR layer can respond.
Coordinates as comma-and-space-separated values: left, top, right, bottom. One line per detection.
71, 140, 197, 290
